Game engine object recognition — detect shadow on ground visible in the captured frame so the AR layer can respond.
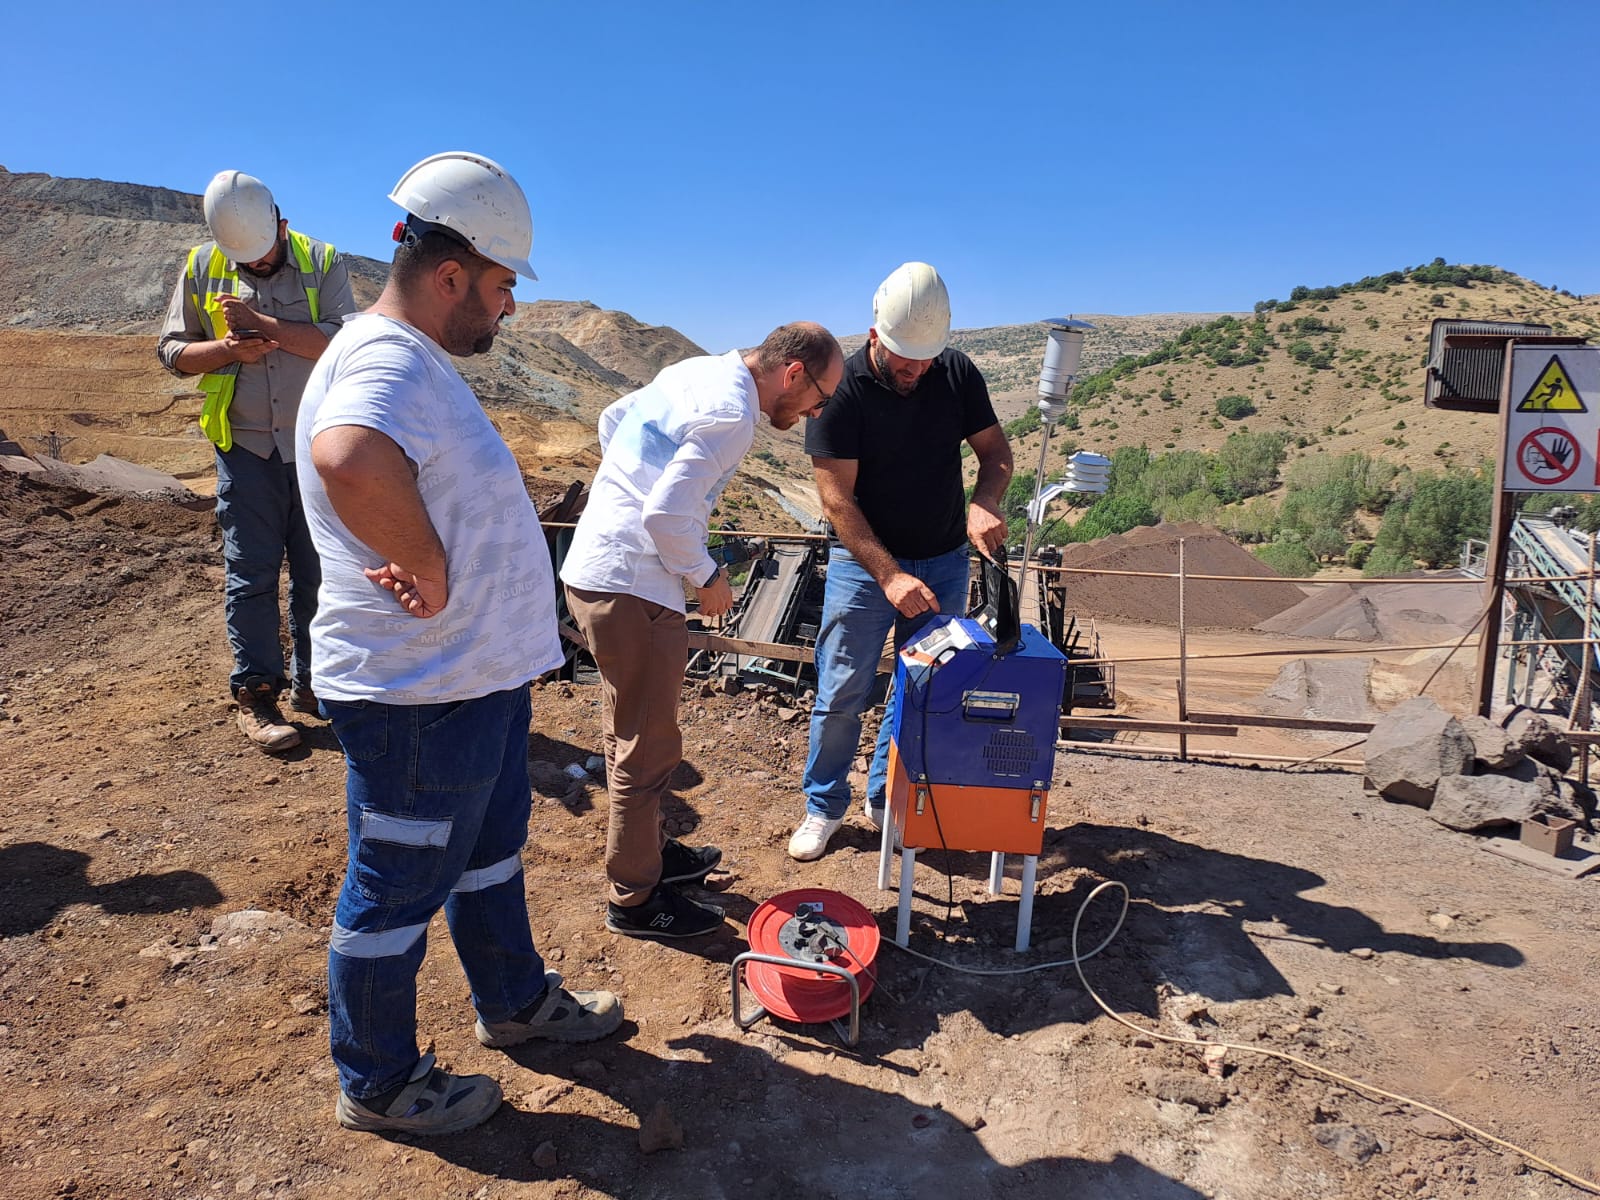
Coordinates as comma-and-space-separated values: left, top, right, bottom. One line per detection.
415, 1034, 1206, 1200
0, 840, 224, 936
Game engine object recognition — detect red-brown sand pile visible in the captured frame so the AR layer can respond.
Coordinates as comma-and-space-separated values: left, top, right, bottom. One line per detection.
1052, 522, 1308, 629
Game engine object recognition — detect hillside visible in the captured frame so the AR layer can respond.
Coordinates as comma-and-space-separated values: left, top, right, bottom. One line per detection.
0, 167, 792, 516
8, 166, 1600, 534
1003, 267, 1600, 493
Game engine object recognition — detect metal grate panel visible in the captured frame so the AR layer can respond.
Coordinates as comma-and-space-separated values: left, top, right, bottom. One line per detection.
1426, 318, 1552, 411
982, 729, 1038, 777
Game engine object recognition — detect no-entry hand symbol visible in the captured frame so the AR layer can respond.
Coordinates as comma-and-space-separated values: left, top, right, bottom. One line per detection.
1516, 426, 1581, 485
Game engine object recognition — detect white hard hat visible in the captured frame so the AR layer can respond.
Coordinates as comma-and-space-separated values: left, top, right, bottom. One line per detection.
872, 261, 950, 360
202, 170, 278, 264
388, 151, 538, 280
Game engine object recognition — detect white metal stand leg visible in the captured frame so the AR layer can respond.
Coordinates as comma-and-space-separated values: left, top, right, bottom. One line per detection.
988, 851, 1005, 895
1015, 854, 1039, 952
877, 810, 894, 890
894, 846, 917, 945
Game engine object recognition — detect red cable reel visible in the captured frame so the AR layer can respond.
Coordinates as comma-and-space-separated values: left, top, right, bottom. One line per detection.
732, 889, 879, 1044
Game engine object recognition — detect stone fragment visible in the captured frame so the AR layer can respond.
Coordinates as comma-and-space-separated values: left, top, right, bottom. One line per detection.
638, 1101, 683, 1153
1363, 697, 1473, 807
1141, 1069, 1229, 1112
1457, 714, 1521, 770
1409, 1113, 1460, 1140
1430, 772, 1551, 831
210, 909, 302, 937
1503, 708, 1575, 773
1164, 992, 1211, 1025
532, 1141, 559, 1169
1313, 1123, 1382, 1164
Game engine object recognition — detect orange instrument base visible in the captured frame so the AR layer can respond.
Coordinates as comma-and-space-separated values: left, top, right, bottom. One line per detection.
886, 741, 1050, 856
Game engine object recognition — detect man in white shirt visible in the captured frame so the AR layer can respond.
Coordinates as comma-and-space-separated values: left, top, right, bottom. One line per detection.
297, 152, 621, 1138
561, 323, 842, 937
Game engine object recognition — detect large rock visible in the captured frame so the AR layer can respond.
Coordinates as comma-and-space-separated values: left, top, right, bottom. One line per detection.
1458, 714, 1522, 770
1502, 708, 1575, 773
1429, 774, 1544, 831
1364, 697, 1474, 807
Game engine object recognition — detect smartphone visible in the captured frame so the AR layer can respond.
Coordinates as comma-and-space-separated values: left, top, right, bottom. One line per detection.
232, 329, 267, 341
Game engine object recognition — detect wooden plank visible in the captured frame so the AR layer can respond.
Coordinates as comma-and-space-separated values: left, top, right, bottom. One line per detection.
1187, 710, 1374, 734
687, 632, 814, 663
1059, 717, 1237, 737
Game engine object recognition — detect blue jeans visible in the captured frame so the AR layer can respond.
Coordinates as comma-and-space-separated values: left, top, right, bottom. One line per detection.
214, 446, 319, 694
802, 544, 971, 820
322, 685, 546, 1101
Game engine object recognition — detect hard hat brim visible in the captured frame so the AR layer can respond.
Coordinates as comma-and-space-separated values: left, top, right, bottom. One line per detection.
876, 327, 947, 362
216, 229, 277, 266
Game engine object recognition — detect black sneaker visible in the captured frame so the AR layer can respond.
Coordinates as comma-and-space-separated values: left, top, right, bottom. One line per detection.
660, 838, 722, 885
606, 882, 725, 939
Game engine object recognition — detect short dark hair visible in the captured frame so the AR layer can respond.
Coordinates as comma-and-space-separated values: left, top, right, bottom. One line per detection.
753, 322, 840, 379
388, 226, 490, 290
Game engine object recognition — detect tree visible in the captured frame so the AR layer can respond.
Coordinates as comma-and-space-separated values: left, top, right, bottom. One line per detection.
1221, 495, 1278, 543
1255, 541, 1318, 576
1069, 493, 1157, 542
1366, 469, 1491, 571
1216, 394, 1255, 420
1138, 451, 1211, 505
1108, 445, 1151, 497
1212, 430, 1288, 499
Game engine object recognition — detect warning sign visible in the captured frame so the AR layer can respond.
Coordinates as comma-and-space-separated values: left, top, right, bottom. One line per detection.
1516, 355, 1586, 413
1507, 345, 1600, 493
1516, 426, 1581, 485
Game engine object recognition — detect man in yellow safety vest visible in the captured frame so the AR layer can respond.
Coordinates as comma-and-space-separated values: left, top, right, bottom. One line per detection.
157, 170, 356, 752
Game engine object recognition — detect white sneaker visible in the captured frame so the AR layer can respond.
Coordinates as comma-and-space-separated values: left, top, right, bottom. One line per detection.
787, 813, 843, 861
863, 797, 885, 832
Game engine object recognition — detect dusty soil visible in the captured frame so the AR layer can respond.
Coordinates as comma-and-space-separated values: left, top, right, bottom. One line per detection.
4, 471, 1599, 1200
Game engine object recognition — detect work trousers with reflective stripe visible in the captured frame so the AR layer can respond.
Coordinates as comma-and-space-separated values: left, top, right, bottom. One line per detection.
322, 684, 546, 1101
564, 585, 687, 907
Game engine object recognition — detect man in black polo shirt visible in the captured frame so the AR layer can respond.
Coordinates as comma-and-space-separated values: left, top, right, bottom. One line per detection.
789, 262, 1013, 861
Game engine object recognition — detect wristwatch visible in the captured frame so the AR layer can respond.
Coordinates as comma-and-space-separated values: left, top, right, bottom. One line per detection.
700, 566, 721, 588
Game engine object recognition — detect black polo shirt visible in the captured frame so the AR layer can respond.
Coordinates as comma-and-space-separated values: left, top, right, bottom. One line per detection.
804, 343, 999, 560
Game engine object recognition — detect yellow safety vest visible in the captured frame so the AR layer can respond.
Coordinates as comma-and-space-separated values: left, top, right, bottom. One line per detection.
186, 230, 337, 451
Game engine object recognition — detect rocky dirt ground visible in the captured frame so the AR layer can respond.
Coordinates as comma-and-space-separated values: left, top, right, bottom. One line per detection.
3, 469, 1599, 1200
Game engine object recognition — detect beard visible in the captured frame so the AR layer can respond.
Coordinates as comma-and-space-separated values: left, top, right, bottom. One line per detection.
442, 285, 499, 357
237, 236, 288, 278
872, 342, 918, 396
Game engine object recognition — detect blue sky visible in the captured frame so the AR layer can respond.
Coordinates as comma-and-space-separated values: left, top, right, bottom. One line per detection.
5, 1, 1597, 352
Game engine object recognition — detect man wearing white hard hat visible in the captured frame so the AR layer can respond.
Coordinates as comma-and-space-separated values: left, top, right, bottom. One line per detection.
296, 152, 621, 1136
158, 170, 356, 752
790, 262, 1013, 861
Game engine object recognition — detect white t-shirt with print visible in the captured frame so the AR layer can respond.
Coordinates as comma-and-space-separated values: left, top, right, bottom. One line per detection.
296, 313, 562, 703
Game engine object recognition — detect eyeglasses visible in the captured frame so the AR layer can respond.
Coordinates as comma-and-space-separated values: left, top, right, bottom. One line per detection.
796, 363, 833, 405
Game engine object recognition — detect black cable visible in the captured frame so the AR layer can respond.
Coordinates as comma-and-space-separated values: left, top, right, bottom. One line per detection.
907, 647, 959, 936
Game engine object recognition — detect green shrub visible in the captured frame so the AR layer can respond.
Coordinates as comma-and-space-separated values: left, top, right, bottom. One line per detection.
1216, 394, 1255, 420
1255, 541, 1319, 577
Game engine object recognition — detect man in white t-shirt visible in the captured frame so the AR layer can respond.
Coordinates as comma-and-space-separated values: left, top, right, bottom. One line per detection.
296, 153, 621, 1138
561, 323, 842, 938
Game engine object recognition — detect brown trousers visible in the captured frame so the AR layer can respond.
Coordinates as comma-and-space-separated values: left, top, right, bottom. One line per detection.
565, 585, 688, 907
